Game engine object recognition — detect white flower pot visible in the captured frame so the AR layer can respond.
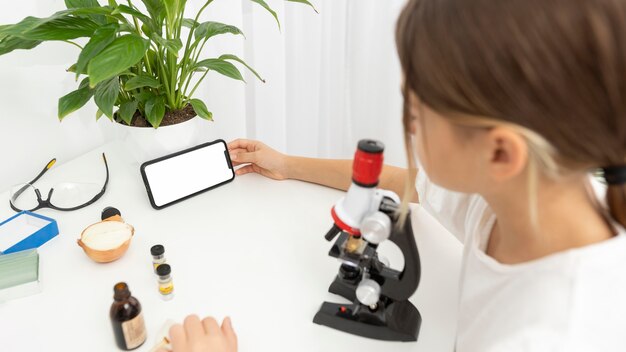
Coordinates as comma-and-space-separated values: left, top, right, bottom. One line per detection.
118, 117, 201, 163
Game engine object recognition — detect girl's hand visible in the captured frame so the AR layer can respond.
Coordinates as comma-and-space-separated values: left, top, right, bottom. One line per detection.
227, 139, 290, 180
158, 315, 237, 352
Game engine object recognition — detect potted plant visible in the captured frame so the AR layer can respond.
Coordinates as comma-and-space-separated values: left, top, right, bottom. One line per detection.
0, 0, 315, 159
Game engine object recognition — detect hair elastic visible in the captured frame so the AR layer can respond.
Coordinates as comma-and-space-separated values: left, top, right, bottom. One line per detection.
602, 165, 626, 185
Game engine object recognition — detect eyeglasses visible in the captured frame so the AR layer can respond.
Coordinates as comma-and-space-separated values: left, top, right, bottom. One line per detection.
9, 153, 109, 212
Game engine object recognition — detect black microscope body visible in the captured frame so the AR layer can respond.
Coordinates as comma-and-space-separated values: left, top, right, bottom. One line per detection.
313, 140, 422, 342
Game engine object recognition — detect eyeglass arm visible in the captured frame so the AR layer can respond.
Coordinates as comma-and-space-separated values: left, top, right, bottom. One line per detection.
12, 159, 56, 201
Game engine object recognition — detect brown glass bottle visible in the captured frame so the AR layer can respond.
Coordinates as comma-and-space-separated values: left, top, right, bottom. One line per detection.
110, 282, 147, 350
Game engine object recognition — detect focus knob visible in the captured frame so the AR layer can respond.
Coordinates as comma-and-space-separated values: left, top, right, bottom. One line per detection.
356, 279, 381, 306
361, 211, 391, 244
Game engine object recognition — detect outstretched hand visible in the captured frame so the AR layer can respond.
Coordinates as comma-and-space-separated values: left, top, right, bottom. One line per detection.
227, 139, 290, 180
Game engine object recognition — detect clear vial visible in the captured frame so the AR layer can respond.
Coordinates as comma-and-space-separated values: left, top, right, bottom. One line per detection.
150, 244, 166, 273
156, 264, 174, 301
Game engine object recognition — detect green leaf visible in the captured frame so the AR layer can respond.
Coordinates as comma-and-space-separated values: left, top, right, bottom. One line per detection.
189, 99, 212, 121
23, 16, 99, 41
162, 0, 182, 28
194, 21, 244, 41
0, 11, 99, 41
182, 18, 199, 29
132, 91, 154, 104
75, 23, 118, 80
88, 34, 149, 87
219, 54, 265, 82
0, 12, 69, 37
249, 0, 280, 30
58, 79, 94, 120
141, 0, 164, 19
118, 100, 138, 124
65, 0, 100, 8
286, 0, 318, 13
151, 34, 182, 57
67, 63, 82, 74
0, 35, 41, 56
144, 95, 166, 128
68, 7, 114, 16
125, 75, 161, 90
65, 0, 107, 25
94, 77, 120, 118
146, 49, 158, 71
195, 58, 244, 81
118, 23, 136, 33
112, 5, 152, 27
141, 0, 165, 33
96, 109, 104, 120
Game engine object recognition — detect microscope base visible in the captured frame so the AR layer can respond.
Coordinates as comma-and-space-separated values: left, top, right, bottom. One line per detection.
313, 300, 421, 342
328, 276, 357, 301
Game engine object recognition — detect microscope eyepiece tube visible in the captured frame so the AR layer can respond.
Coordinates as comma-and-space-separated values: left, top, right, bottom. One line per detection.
352, 140, 384, 188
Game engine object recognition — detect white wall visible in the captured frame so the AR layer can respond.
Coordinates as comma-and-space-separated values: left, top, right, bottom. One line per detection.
245, 0, 408, 166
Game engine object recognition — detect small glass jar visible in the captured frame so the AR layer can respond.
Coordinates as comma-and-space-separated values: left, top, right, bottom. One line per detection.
156, 264, 174, 301
150, 244, 166, 273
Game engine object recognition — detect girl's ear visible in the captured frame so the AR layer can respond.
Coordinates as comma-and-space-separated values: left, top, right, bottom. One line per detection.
484, 126, 528, 182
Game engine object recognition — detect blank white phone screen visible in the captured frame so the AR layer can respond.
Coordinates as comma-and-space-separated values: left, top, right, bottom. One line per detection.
143, 142, 233, 207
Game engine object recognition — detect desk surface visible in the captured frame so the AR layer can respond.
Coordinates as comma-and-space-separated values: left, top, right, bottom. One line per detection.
0, 141, 463, 352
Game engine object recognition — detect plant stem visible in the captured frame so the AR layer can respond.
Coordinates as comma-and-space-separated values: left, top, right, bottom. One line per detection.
63, 40, 83, 50
156, 49, 174, 107
181, 38, 208, 97
187, 69, 209, 100
178, 0, 213, 100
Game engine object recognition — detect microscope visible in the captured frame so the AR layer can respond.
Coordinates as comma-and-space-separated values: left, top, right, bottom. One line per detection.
313, 139, 422, 342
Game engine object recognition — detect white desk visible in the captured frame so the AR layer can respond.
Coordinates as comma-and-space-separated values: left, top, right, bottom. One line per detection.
0, 141, 463, 352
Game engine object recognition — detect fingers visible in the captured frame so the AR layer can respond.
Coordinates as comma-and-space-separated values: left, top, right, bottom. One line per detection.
183, 315, 205, 342
168, 324, 188, 350
221, 317, 238, 349
230, 151, 257, 164
235, 165, 257, 176
227, 138, 257, 152
228, 148, 250, 167
169, 315, 235, 352
202, 316, 221, 335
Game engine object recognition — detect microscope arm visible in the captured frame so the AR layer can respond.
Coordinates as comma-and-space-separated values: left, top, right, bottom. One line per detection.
380, 213, 420, 301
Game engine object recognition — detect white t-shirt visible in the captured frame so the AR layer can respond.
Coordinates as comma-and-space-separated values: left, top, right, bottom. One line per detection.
415, 170, 626, 351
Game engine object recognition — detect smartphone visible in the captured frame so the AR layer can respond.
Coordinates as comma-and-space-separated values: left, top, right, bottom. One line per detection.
140, 140, 235, 209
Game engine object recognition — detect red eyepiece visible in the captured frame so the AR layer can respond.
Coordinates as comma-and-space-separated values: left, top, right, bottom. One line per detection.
352, 140, 384, 187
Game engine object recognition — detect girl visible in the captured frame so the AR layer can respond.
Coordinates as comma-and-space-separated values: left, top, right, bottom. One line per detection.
164, 0, 626, 350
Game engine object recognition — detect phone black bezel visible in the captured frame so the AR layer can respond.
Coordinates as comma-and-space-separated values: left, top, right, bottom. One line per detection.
140, 139, 235, 210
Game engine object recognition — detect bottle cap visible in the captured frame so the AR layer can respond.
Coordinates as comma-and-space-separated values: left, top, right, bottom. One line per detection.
151, 244, 165, 256
101, 206, 121, 220
156, 264, 171, 276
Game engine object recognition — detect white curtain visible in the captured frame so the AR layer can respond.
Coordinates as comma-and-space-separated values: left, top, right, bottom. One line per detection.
242, 0, 408, 166
0, 0, 408, 190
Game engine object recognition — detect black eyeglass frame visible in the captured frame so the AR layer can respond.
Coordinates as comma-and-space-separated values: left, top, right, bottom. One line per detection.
9, 153, 109, 212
